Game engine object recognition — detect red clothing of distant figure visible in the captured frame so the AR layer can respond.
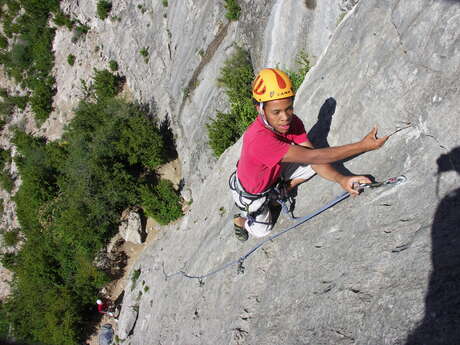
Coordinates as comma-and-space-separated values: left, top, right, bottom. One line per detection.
237, 114, 308, 194
97, 302, 108, 314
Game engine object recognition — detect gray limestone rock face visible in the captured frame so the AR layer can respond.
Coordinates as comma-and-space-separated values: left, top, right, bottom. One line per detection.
50, 0, 344, 202
119, 0, 460, 344
119, 209, 144, 244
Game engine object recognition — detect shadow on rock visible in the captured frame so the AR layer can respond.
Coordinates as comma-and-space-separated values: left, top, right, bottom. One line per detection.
160, 115, 178, 161
406, 147, 460, 345
308, 97, 367, 178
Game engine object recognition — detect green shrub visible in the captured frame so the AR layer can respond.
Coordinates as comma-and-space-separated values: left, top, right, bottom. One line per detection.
96, 0, 112, 20
139, 47, 149, 63
67, 54, 75, 66
140, 180, 183, 225
162, 0, 168, 7
0, 149, 13, 193
71, 24, 89, 43
0, 252, 17, 270
93, 69, 122, 100
0, 89, 28, 116
0, 149, 11, 169
224, 0, 241, 21
0, 171, 14, 193
131, 268, 141, 290
29, 76, 55, 123
3, 228, 20, 246
0, 100, 15, 117
207, 46, 256, 157
207, 110, 240, 157
0, 1, 59, 122
0, 34, 8, 49
53, 10, 74, 29
286, 50, 311, 92
108, 59, 118, 71
9, 95, 28, 110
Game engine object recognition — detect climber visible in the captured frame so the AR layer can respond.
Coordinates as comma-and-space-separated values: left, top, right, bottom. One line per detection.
230, 68, 389, 241
96, 299, 114, 317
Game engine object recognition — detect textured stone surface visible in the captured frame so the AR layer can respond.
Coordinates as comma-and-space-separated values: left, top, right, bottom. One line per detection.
117, 1, 460, 344
0, 0, 458, 343
46, 0, 343, 201
1, 0, 343, 303
119, 209, 144, 245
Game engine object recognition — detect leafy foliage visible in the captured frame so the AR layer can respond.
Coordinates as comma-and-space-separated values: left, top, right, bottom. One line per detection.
93, 69, 122, 100
53, 10, 74, 29
71, 23, 89, 43
3, 70, 182, 344
2, 228, 19, 246
96, 0, 112, 20
0, 0, 59, 122
0, 34, 8, 49
67, 54, 75, 66
0, 148, 13, 193
140, 179, 183, 225
224, 0, 241, 21
108, 59, 118, 71
286, 50, 311, 92
207, 46, 256, 157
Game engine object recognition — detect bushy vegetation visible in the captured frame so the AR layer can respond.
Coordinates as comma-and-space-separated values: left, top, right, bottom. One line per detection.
67, 54, 75, 66
2, 228, 20, 246
0, 148, 14, 193
109, 59, 119, 71
53, 10, 74, 29
0, 88, 28, 127
71, 24, 90, 43
96, 0, 112, 20
224, 0, 241, 21
93, 68, 123, 100
286, 50, 311, 92
1, 70, 182, 345
139, 47, 149, 63
140, 179, 183, 225
0, 0, 60, 122
207, 46, 256, 157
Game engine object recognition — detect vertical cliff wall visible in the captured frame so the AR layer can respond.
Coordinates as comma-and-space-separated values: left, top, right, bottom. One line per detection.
48, 0, 344, 200
117, 0, 460, 344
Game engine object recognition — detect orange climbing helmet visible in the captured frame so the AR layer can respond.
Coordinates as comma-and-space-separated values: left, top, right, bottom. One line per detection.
252, 68, 295, 102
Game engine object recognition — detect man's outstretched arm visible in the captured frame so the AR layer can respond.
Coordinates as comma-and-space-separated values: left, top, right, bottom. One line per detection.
282, 127, 388, 166
295, 131, 383, 195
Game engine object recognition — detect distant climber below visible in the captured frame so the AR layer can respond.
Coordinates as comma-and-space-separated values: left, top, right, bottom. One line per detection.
230, 68, 389, 241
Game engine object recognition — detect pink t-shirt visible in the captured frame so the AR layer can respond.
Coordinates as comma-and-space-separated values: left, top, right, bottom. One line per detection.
237, 114, 308, 194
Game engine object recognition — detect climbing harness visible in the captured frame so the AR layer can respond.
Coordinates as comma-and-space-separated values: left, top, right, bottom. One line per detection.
163, 175, 407, 283
228, 171, 276, 227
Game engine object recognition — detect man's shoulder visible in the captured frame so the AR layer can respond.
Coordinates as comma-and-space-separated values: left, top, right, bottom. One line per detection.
244, 118, 273, 140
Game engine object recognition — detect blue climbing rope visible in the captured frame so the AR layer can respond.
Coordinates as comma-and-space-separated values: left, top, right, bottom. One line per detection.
163, 191, 350, 282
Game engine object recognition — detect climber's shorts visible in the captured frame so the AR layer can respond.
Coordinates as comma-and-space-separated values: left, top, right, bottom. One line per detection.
231, 163, 315, 238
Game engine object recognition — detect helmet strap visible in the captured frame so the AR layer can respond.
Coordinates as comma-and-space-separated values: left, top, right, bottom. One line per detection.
259, 102, 276, 132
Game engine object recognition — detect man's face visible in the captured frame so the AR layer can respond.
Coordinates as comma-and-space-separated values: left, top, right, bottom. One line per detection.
258, 97, 294, 134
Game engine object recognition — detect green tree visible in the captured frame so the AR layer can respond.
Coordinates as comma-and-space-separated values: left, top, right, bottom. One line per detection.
207, 46, 256, 157
140, 180, 183, 225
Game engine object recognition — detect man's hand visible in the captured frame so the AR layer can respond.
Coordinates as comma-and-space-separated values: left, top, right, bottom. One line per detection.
336, 175, 372, 196
361, 127, 389, 151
